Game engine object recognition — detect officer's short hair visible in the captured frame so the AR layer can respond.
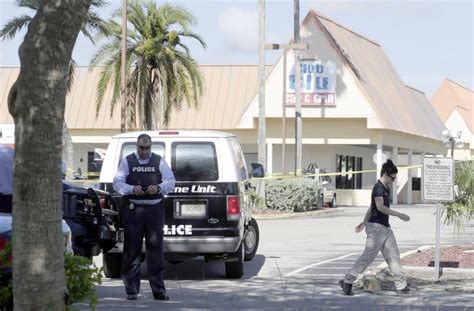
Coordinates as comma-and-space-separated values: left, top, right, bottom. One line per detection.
137, 134, 152, 144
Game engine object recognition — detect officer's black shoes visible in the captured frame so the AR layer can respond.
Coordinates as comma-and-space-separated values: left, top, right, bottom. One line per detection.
338, 279, 354, 296
126, 294, 138, 300
154, 293, 170, 301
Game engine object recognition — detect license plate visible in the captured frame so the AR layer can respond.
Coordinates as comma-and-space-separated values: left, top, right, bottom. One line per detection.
181, 203, 206, 217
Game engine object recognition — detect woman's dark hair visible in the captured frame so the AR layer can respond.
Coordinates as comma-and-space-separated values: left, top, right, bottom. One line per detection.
380, 159, 398, 177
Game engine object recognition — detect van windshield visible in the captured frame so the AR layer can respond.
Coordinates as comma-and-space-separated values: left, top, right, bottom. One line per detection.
120, 143, 165, 163
172, 142, 218, 181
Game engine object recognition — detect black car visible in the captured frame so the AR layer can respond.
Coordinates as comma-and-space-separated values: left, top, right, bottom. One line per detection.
61, 180, 118, 257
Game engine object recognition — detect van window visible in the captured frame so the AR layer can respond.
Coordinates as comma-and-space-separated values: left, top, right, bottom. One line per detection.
172, 142, 218, 181
231, 138, 248, 180
120, 142, 165, 164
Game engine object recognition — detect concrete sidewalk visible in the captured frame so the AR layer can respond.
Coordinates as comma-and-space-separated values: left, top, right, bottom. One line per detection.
358, 245, 474, 294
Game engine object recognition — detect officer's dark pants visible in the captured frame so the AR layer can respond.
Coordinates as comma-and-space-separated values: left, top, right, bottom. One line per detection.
121, 201, 166, 296
0, 194, 12, 213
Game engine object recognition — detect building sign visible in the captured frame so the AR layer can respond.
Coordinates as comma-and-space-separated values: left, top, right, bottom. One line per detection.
286, 59, 337, 106
422, 157, 454, 202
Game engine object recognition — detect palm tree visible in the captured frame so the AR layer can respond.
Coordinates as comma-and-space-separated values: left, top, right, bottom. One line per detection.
1, 0, 108, 178
444, 160, 474, 233
90, 0, 206, 130
1, 0, 108, 43
1, 0, 108, 90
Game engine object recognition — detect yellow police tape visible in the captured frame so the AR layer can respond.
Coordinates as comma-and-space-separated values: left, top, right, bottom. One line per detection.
259, 159, 472, 181
64, 159, 472, 185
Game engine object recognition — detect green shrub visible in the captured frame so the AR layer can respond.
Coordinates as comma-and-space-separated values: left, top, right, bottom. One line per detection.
65, 253, 102, 310
444, 160, 474, 233
266, 177, 321, 212
0, 250, 102, 310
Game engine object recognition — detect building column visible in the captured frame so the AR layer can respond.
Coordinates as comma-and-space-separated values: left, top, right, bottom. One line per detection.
420, 152, 425, 203
392, 146, 398, 204
267, 143, 273, 175
376, 144, 383, 183
407, 149, 413, 205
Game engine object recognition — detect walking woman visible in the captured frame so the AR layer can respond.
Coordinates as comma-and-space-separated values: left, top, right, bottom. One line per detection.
339, 160, 410, 295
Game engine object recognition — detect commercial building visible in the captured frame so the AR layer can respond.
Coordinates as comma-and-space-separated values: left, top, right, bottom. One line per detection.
0, 10, 448, 205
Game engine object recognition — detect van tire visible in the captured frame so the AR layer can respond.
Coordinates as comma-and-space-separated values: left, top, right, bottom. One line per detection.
103, 253, 122, 278
244, 218, 259, 261
225, 243, 244, 279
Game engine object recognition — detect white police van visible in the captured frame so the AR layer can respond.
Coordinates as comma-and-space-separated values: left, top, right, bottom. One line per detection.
99, 130, 261, 279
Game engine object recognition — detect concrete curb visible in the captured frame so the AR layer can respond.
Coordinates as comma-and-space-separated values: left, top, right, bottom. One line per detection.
253, 207, 344, 220
367, 245, 474, 281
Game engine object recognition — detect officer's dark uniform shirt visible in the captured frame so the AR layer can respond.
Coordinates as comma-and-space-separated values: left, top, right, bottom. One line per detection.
125, 153, 163, 201
113, 152, 175, 204
368, 180, 390, 227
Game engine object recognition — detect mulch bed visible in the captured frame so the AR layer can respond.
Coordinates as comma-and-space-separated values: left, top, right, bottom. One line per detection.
401, 244, 474, 269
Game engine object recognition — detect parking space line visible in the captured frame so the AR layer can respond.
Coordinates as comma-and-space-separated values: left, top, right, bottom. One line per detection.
284, 253, 357, 277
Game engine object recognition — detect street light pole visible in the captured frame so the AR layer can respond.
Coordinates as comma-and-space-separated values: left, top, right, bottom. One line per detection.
258, 0, 266, 169
442, 130, 463, 158
282, 49, 287, 175
293, 0, 302, 176
265, 42, 309, 176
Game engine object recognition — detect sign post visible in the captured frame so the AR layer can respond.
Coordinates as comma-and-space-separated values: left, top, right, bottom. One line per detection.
422, 157, 454, 280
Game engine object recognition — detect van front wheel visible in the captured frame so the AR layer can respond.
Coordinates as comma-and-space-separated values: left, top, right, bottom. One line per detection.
225, 243, 244, 279
244, 218, 259, 261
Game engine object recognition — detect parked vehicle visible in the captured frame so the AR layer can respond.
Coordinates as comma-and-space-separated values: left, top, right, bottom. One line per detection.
303, 164, 337, 208
99, 130, 260, 279
61, 180, 118, 257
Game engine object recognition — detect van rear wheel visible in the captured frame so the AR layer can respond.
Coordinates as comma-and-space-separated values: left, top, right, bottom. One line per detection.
103, 253, 122, 278
244, 218, 259, 261
225, 243, 244, 279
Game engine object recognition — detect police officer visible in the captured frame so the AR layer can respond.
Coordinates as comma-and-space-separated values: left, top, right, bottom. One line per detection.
113, 134, 176, 301
0, 141, 14, 213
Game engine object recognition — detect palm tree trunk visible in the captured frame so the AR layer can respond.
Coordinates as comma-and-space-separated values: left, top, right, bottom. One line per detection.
7, 1, 91, 309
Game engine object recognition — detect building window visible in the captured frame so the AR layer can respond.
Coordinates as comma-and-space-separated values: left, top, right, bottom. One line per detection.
336, 154, 362, 189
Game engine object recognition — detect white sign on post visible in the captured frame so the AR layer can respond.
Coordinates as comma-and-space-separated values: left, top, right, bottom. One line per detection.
422, 157, 454, 202
422, 156, 455, 281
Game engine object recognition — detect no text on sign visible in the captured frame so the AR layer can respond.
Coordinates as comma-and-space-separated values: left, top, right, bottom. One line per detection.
422, 157, 454, 202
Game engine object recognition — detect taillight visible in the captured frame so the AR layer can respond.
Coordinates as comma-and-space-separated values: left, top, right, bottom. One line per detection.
227, 195, 240, 221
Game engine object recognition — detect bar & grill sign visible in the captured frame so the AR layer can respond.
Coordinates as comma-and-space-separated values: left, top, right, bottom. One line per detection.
286, 59, 337, 106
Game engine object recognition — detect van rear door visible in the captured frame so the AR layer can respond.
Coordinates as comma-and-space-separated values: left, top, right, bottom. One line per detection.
165, 141, 240, 239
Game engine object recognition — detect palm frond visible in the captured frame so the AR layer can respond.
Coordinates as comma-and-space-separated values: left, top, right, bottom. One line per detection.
176, 31, 207, 49
15, 0, 38, 10
67, 60, 77, 93
0, 15, 32, 40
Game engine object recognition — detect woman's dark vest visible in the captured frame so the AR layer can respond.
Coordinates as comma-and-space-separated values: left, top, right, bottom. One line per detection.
125, 153, 163, 201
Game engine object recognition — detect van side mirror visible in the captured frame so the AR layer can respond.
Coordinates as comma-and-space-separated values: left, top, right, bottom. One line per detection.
251, 163, 265, 178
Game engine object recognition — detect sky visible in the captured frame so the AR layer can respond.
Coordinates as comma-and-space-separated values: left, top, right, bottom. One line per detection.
0, 0, 472, 99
